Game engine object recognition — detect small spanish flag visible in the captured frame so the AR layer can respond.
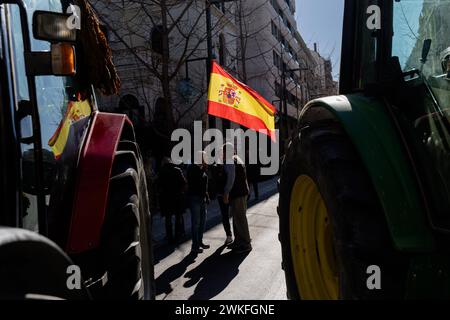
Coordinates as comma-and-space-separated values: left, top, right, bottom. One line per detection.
48, 100, 92, 159
207, 61, 276, 141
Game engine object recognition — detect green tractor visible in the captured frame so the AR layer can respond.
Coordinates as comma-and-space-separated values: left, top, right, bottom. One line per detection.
279, 0, 450, 299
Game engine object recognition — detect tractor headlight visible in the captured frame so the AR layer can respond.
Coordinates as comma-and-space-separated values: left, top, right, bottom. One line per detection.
33, 11, 77, 43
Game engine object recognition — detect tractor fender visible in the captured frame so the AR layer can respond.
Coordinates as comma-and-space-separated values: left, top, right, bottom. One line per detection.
0, 227, 90, 299
66, 111, 135, 254
299, 93, 435, 252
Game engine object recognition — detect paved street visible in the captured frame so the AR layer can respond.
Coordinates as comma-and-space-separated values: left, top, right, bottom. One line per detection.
152, 179, 287, 300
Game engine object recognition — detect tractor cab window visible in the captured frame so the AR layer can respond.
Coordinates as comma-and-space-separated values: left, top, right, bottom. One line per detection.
393, 0, 450, 110
7, 4, 39, 231
392, 0, 450, 229
7, 1, 93, 232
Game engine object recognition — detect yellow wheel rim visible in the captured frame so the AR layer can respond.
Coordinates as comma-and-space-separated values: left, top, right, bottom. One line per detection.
289, 175, 339, 300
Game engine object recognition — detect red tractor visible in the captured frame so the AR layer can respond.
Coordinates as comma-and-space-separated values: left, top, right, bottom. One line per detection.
0, 0, 154, 299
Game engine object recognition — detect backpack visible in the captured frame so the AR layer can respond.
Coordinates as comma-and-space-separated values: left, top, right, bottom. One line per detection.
230, 159, 249, 199
210, 164, 226, 199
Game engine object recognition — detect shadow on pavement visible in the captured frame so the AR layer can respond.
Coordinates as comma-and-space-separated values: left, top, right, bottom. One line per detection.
155, 251, 198, 296
153, 180, 278, 296
153, 185, 277, 264
183, 245, 250, 300
153, 243, 176, 265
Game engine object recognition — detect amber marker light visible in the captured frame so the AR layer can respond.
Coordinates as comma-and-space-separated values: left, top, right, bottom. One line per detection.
51, 43, 76, 76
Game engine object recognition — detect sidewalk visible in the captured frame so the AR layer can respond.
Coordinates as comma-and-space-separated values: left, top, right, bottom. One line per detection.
151, 177, 279, 249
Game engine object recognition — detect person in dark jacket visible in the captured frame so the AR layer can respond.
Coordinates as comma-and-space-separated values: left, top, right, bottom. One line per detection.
245, 149, 260, 201
157, 158, 187, 244
222, 143, 252, 253
212, 162, 233, 245
248, 167, 259, 200
187, 152, 210, 254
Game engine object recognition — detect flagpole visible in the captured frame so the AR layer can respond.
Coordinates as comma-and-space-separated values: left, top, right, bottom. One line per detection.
206, 0, 236, 131
206, 1, 215, 130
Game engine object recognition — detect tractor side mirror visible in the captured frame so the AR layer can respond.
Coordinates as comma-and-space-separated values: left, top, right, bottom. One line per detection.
25, 11, 77, 76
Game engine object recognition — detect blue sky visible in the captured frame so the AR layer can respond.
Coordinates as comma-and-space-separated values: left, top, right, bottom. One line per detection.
296, 0, 345, 80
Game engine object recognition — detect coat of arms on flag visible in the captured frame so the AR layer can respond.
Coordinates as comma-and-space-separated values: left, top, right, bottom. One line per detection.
219, 82, 242, 108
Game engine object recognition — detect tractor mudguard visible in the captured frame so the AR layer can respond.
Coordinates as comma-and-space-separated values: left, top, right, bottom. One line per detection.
66, 112, 134, 254
299, 93, 435, 252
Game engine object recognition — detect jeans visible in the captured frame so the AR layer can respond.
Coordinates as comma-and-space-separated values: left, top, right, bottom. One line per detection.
218, 196, 232, 237
189, 196, 207, 250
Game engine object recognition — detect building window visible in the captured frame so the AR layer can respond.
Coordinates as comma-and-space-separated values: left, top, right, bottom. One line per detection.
287, 21, 293, 33
271, 21, 278, 39
280, 35, 286, 49
275, 81, 281, 97
272, 0, 296, 35
284, 0, 295, 15
151, 25, 163, 54
288, 45, 294, 57
273, 50, 281, 69
289, 70, 295, 80
271, 0, 280, 12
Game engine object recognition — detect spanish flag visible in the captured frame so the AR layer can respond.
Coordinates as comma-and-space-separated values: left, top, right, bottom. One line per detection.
207, 61, 276, 141
48, 100, 92, 159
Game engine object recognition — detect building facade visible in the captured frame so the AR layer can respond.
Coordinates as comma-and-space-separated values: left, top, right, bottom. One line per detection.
236, 0, 318, 139
310, 43, 339, 98
93, 0, 337, 150
92, 0, 239, 133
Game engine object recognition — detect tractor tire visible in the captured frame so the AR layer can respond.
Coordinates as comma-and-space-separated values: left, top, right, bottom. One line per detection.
0, 227, 90, 300
96, 141, 155, 300
279, 121, 409, 300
